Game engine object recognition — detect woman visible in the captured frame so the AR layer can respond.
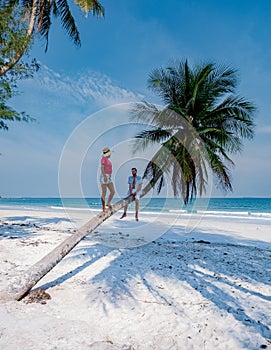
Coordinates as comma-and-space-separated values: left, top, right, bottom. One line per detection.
100, 147, 115, 212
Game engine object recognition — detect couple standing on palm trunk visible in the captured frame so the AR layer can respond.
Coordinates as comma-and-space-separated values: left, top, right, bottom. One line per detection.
100, 147, 142, 221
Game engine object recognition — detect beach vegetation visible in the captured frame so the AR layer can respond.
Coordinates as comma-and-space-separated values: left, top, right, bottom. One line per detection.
0, 0, 104, 77
131, 60, 256, 204
0, 2, 39, 130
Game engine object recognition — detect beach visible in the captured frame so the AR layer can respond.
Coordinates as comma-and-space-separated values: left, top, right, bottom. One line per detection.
0, 203, 270, 350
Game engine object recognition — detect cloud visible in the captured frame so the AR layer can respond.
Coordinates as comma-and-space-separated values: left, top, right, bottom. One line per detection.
37, 65, 145, 108
2, 65, 148, 197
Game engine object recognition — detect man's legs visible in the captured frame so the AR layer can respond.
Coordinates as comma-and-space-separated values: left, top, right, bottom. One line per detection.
121, 199, 139, 220
120, 203, 128, 219
135, 199, 139, 221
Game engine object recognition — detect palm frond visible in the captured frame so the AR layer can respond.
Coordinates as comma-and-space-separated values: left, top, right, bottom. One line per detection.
208, 95, 256, 139
131, 128, 171, 154
206, 64, 237, 97
206, 150, 233, 192
56, 0, 80, 47
130, 101, 160, 124
199, 126, 242, 155
74, 0, 104, 17
189, 63, 213, 109
36, 0, 52, 51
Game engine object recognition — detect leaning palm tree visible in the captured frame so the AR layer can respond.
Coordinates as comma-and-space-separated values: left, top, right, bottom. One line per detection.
131, 59, 256, 204
0, 60, 256, 302
0, 195, 137, 302
0, 0, 104, 76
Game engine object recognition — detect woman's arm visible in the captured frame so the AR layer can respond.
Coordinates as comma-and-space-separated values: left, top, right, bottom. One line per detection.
101, 164, 108, 183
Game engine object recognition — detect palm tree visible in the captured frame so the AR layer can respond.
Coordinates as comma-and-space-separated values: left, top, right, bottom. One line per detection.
0, 60, 256, 302
0, 0, 104, 76
131, 60, 256, 204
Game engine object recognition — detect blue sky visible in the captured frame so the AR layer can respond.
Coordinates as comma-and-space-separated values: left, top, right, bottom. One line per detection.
1, 0, 271, 198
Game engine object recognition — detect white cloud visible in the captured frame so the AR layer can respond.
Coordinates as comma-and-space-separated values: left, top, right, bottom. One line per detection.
38, 65, 144, 108
2, 65, 147, 197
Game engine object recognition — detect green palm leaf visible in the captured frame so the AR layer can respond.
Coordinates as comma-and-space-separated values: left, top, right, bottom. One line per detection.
74, 0, 104, 16
56, 0, 80, 47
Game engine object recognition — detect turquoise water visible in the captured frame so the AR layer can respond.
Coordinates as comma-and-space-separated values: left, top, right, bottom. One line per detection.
0, 197, 271, 217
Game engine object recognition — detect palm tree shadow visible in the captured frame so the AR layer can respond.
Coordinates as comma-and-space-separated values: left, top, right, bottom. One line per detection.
38, 243, 114, 290
36, 225, 271, 344
0, 215, 72, 240
0, 220, 36, 239
84, 233, 271, 343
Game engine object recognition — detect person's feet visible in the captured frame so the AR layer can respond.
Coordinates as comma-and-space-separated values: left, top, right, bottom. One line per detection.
120, 213, 127, 219
135, 213, 138, 221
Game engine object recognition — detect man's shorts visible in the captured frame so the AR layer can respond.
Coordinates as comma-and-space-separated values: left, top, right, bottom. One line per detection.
128, 188, 141, 200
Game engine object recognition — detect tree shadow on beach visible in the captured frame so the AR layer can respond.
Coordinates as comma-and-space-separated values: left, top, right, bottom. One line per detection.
0, 215, 73, 240
86, 235, 271, 345
35, 218, 271, 347
0, 220, 36, 239
2, 215, 72, 226
38, 244, 114, 290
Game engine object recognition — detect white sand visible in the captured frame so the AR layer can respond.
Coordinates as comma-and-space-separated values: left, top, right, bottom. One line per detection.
0, 206, 270, 349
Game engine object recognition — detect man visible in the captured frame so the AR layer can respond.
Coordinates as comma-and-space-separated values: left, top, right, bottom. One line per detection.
120, 168, 142, 221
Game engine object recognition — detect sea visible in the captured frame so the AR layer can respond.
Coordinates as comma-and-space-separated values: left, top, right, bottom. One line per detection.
0, 197, 271, 221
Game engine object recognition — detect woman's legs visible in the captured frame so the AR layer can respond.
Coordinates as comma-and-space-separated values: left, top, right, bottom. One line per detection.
106, 182, 115, 206
101, 184, 107, 212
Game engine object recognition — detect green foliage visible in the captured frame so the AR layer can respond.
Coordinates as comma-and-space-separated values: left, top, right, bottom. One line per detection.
8, 0, 105, 52
132, 60, 256, 204
0, 2, 39, 130
74, 0, 104, 17
0, 2, 29, 61
0, 0, 104, 130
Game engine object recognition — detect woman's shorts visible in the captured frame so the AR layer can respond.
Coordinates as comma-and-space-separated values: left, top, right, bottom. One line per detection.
100, 174, 112, 185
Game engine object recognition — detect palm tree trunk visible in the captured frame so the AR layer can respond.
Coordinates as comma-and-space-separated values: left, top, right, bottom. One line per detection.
0, 195, 137, 302
0, 166, 165, 303
0, 0, 38, 77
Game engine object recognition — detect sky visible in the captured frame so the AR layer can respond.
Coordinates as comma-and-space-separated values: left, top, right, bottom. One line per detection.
0, 0, 271, 198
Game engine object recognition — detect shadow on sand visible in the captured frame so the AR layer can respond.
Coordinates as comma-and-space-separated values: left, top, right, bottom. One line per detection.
35, 219, 271, 347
